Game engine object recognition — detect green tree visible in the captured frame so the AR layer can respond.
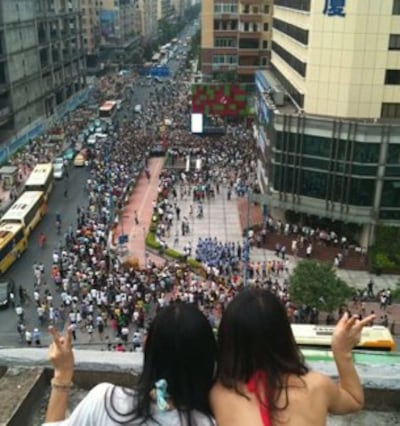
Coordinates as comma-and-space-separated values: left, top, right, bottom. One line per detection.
289, 260, 352, 312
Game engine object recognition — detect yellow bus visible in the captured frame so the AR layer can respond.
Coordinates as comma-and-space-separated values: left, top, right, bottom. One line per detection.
0, 223, 28, 275
291, 324, 395, 352
24, 163, 54, 200
0, 191, 46, 236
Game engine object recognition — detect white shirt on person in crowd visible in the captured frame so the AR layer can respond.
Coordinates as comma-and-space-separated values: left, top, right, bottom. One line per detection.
43, 383, 215, 426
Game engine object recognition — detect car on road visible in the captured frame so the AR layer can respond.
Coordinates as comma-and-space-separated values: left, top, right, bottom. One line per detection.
73, 151, 86, 167
87, 134, 97, 145
134, 104, 142, 113
0, 278, 15, 309
53, 162, 64, 179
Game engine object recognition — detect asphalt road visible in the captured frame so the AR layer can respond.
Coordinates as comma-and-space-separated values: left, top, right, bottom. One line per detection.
0, 26, 195, 347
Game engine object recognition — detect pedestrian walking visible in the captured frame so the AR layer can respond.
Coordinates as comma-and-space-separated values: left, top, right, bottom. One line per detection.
134, 210, 139, 225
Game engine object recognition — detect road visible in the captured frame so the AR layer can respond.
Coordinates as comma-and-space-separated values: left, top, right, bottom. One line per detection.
0, 25, 196, 348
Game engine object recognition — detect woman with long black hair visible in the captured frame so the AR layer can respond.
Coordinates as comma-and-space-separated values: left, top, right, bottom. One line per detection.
44, 303, 217, 425
211, 288, 375, 426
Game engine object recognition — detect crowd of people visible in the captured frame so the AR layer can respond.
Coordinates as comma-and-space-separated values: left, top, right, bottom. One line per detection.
7, 51, 396, 350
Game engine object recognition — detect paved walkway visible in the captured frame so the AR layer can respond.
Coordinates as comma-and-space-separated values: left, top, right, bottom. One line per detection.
114, 157, 165, 267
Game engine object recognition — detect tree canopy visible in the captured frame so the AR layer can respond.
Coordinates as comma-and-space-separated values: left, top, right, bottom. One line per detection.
289, 260, 352, 312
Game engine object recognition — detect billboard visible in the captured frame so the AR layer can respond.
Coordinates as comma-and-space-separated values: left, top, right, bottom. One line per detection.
100, 10, 117, 41
191, 84, 250, 117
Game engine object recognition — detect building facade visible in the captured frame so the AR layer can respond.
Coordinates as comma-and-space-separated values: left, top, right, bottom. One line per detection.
255, 0, 400, 246
81, 0, 100, 55
99, 0, 141, 66
135, 0, 158, 44
0, 0, 86, 145
201, 0, 273, 81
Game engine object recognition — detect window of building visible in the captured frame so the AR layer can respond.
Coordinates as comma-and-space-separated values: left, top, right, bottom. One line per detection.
393, 0, 400, 14
253, 6, 259, 13
215, 38, 237, 48
263, 23, 269, 31
381, 103, 400, 118
272, 41, 307, 77
349, 179, 375, 206
381, 180, 400, 207
262, 40, 268, 49
263, 5, 270, 14
214, 3, 238, 13
385, 69, 400, 85
243, 5, 250, 13
275, 0, 311, 12
353, 143, 380, 163
261, 57, 268, 66
273, 18, 309, 45
387, 145, 400, 164
389, 34, 400, 50
303, 135, 330, 157
300, 170, 328, 199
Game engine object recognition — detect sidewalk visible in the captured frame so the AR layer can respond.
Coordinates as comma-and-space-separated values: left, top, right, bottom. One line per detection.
114, 157, 165, 267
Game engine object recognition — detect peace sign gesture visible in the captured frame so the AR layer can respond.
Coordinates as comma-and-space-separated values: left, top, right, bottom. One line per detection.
48, 325, 74, 382
331, 312, 376, 355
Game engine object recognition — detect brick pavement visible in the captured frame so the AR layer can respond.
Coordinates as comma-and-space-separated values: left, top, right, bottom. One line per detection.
113, 157, 165, 267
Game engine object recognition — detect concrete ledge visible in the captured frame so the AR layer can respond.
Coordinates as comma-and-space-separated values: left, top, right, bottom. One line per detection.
0, 348, 399, 416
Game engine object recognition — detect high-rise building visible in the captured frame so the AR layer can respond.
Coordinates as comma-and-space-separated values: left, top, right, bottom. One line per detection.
0, 0, 86, 144
99, 0, 141, 65
81, 0, 101, 55
254, 0, 400, 245
200, 0, 273, 82
135, 0, 158, 44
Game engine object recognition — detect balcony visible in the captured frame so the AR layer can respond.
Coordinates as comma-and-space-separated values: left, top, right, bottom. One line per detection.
237, 64, 260, 74
214, 30, 239, 38
211, 63, 238, 72
239, 14, 262, 22
214, 12, 238, 19
238, 48, 262, 56
239, 30, 261, 38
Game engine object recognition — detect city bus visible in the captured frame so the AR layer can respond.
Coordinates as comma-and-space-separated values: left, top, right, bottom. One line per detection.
0, 223, 28, 275
24, 163, 54, 200
0, 191, 46, 237
99, 100, 118, 124
292, 324, 395, 352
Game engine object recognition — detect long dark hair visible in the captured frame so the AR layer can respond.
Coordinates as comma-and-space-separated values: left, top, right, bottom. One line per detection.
105, 303, 217, 424
217, 288, 308, 415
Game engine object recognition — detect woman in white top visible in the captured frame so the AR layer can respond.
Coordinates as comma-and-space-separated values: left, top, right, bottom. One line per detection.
44, 303, 217, 425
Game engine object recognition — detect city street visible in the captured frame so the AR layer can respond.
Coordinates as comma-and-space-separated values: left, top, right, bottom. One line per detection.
0, 26, 195, 348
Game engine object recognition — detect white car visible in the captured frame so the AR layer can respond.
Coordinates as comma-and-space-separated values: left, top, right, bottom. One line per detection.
134, 104, 142, 113
53, 163, 64, 179
87, 134, 97, 145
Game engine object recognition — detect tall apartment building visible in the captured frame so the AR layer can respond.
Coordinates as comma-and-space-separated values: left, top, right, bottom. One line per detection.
99, 0, 141, 65
135, 0, 158, 44
157, 0, 175, 21
0, 0, 85, 144
254, 0, 400, 245
81, 0, 100, 55
201, 0, 273, 82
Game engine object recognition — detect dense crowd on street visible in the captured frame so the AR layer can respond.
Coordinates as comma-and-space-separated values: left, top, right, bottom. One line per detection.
7, 62, 397, 349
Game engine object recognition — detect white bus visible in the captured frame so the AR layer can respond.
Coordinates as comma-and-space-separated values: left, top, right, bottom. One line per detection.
1, 191, 47, 236
24, 163, 54, 200
99, 100, 118, 124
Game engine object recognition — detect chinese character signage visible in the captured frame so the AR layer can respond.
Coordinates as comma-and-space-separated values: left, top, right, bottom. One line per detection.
323, 0, 346, 17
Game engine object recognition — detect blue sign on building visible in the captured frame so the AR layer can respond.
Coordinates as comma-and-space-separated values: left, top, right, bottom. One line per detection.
323, 0, 346, 17
149, 66, 170, 77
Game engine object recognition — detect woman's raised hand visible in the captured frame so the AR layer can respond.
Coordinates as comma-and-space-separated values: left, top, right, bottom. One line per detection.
48, 325, 74, 382
331, 312, 376, 355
